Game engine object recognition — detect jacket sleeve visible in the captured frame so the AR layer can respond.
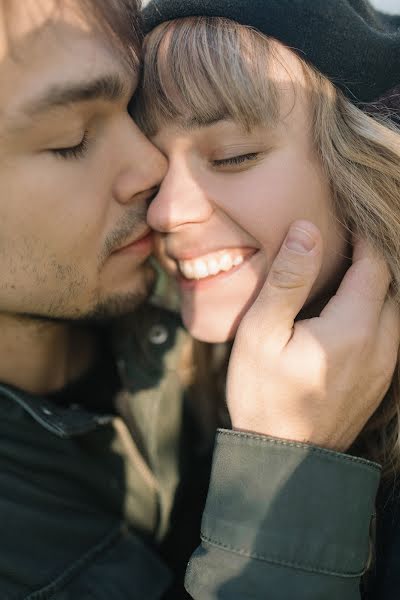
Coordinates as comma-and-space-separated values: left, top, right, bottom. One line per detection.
185, 429, 381, 600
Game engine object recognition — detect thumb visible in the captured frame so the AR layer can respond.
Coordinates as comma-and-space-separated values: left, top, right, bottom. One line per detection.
251, 220, 323, 341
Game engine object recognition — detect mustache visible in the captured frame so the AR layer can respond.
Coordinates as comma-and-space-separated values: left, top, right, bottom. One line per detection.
100, 205, 149, 264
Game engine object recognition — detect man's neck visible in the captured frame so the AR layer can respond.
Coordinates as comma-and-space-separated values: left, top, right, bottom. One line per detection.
0, 314, 97, 395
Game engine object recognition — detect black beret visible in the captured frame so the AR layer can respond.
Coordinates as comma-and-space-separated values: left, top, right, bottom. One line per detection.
142, 0, 400, 104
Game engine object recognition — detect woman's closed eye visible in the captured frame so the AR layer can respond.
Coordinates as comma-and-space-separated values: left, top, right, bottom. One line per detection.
211, 152, 261, 169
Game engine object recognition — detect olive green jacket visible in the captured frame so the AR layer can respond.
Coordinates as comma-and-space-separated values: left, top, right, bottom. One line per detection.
0, 305, 380, 599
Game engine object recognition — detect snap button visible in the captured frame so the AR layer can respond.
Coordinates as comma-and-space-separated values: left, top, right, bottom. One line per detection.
41, 407, 52, 416
148, 324, 168, 345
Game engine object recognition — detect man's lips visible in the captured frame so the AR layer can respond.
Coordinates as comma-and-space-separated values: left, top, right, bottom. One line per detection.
112, 230, 154, 255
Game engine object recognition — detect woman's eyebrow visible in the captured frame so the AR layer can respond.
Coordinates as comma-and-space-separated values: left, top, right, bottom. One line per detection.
182, 113, 230, 130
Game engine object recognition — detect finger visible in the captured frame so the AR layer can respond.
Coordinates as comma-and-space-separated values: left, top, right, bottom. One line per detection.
321, 236, 391, 326
376, 296, 400, 367
251, 220, 323, 339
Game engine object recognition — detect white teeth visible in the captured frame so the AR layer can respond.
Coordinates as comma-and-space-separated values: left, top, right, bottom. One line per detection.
233, 256, 244, 267
181, 262, 194, 279
208, 258, 220, 275
193, 260, 208, 279
220, 254, 233, 272
178, 251, 249, 280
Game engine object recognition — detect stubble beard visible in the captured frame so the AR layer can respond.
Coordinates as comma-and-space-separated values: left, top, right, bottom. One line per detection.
18, 260, 156, 326
18, 206, 156, 326
83, 261, 155, 323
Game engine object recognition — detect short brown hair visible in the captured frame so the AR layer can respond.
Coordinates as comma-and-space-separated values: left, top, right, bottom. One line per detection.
80, 0, 143, 69
1, 0, 143, 69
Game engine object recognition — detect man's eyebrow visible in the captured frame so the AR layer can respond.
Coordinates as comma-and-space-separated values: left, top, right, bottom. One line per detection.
20, 73, 131, 117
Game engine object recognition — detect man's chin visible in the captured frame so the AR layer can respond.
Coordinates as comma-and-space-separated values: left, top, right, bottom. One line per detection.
84, 289, 150, 322
85, 263, 156, 322
18, 289, 151, 327
17, 265, 156, 325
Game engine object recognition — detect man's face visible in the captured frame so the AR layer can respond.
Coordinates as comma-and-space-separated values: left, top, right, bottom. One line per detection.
0, 1, 167, 321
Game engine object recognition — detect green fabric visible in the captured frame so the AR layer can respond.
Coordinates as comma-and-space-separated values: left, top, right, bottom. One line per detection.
0, 303, 382, 599
0, 305, 201, 599
186, 549, 363, 599
185, 429, 381, 599
0, 398, 171, 599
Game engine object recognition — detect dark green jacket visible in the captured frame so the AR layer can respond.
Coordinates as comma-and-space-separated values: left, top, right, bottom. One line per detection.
0, 305, 380, 599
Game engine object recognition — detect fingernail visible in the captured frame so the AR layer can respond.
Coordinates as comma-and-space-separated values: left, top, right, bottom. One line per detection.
285, 227, 316, 253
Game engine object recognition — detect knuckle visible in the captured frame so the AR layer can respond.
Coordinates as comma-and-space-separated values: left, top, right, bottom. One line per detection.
268, 266, 306, 290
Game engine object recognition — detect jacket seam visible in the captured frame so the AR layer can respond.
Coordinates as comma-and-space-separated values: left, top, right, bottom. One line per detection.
23, 525, 123, 600
200, 533, 366, 578
217, 429, 381, 472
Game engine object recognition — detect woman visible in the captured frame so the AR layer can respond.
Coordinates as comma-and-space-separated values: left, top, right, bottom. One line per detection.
134, 1, 400, 597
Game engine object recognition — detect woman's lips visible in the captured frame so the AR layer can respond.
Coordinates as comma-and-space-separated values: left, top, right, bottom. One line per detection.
177, 249, 259, 289
177, 247, 256, 278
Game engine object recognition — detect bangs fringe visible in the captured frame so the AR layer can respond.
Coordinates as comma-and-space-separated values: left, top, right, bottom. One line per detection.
133, 17, 281, 135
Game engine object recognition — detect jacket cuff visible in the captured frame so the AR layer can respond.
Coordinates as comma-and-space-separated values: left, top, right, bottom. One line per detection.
198, 428, 380, 577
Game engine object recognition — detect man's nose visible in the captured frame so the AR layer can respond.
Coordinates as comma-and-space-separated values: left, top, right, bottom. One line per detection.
112, 116, 167, 205
147, 161, 213, 232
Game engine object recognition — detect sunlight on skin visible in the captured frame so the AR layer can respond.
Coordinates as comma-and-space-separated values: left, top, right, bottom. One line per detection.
148, 43, 348, 343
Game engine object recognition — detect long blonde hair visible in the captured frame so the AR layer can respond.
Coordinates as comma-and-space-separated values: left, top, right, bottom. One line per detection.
133, 17, 400, 479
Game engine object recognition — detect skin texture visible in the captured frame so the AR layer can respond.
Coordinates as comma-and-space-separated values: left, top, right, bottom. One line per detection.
1, 5, 398, 449
0, 0, 167, 393
227, 223, 399, 447
147, 40, 400, 446
148, 45, 348, 343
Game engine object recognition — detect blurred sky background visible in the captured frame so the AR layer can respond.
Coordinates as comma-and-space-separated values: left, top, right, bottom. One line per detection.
371, 0, 399, 12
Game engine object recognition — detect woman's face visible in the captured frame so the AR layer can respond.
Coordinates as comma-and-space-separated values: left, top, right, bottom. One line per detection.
147, 47, 348, 342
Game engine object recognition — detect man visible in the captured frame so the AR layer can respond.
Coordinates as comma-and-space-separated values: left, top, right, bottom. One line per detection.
0, 1, 398, 598
0, 2, 179, 598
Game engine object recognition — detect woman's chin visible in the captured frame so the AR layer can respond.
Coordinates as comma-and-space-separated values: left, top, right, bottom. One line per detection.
180, 290, 258, 343
182, 311, 238, 343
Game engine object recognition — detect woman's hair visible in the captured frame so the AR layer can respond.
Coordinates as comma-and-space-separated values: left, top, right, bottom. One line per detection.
1, 0, 143, 70
133, 16, 400, 479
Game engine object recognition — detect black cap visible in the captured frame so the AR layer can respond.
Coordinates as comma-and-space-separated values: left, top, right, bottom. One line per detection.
142, 0, 400, 104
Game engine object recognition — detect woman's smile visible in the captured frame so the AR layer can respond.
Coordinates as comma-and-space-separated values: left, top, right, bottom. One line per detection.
143, 36, 349, 343
171, 244, 258, 278
175, 247, 261, 288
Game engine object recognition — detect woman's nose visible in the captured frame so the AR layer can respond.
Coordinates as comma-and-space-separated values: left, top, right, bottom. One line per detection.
147, 163, 213, 232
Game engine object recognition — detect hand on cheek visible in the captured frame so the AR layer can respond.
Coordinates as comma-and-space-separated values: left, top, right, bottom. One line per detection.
226, 221, 399, 452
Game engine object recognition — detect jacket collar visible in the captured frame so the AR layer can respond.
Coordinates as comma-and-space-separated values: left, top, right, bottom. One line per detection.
0, 383, 113, 438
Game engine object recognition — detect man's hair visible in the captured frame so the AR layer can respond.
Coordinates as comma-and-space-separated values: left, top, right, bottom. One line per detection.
1, 0, 143, 69
80, 0, 143, 68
